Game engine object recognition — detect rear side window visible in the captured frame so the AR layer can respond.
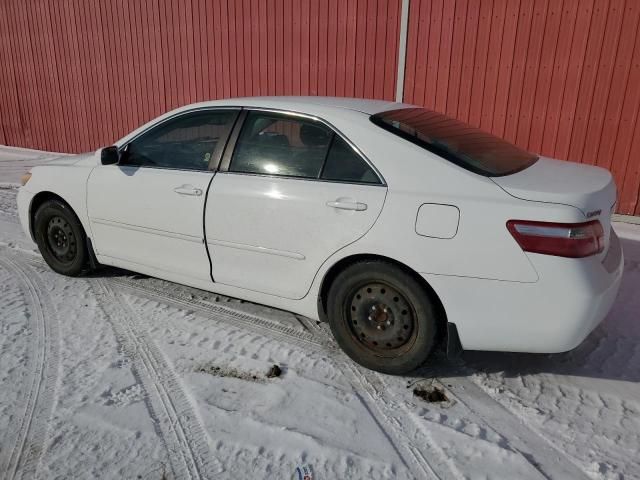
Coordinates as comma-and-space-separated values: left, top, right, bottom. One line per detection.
230, 111, 381, 184
370, 107, 538, 176
230, 112, 332, 178
321, 136, 380, 184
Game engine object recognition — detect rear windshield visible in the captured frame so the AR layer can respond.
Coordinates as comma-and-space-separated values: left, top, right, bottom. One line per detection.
370, 107, 538, 176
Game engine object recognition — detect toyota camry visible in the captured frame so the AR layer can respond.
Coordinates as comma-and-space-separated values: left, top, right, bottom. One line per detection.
17, 97, 624, 374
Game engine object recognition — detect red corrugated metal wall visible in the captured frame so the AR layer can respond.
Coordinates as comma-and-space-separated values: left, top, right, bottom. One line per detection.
405, 0, 640, 215
0, 0, 400, 153
1, 0, 640, 214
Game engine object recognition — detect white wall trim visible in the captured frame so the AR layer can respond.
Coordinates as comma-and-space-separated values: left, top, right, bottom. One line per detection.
395, 0, 411, 103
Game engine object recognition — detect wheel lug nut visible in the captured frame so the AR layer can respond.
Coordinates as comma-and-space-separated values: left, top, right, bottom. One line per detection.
376, 325, 382, 330
386, 320, 391, 326
368, 315, 373, 321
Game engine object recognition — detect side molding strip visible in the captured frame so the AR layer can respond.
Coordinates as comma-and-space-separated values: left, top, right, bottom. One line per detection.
207, 238, 305, 260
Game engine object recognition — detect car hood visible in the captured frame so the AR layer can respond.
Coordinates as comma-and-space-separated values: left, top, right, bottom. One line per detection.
43, 152, 96, 166
491, 156, 616, 217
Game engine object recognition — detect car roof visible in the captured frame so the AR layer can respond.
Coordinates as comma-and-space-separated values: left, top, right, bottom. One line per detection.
183, 96, 410, 116
116, 96, 413, 147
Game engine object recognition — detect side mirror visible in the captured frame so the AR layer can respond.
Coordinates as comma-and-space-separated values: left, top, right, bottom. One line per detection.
101, 146, 120, 165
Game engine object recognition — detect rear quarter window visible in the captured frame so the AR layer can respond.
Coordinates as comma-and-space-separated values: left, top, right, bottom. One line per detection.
370, 107, 538, 177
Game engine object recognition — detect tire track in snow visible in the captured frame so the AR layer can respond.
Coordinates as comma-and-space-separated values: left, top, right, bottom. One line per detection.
90, 278, 223, 480
108, 276, 567, 480
106, 275, 339, 355
344, 364, 456, 479
21, 254, 590, 478
116, 276, 449, 479
22, 256, 448, 478
0, 189, 18, 223
449, 376, 591, 479
22, 255, 336, 356
0, 256, 60, 480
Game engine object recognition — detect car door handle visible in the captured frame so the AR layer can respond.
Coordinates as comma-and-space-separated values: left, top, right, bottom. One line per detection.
173, 185, 203, 196
326, 200, 368, 211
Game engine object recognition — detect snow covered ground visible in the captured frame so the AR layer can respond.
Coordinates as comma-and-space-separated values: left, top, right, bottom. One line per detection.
1, 147, 640, 479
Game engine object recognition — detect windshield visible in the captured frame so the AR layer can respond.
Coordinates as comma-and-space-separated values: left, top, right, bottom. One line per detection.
370, 107, 538, 176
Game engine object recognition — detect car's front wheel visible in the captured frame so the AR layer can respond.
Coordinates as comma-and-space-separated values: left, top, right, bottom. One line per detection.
327, 260, 439, 374
34, 199, 89, 276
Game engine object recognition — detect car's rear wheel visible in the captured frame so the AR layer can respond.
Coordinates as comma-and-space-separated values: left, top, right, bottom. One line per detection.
34, 199, 88, 276
327, 260, 439, 374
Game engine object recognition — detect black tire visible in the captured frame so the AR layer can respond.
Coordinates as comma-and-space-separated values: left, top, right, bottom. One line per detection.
327, 260, 439, 375
34, 199, 89, 276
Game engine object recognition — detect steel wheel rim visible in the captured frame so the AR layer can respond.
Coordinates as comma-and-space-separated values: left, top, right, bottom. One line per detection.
345, 282, 417, 356
45, 216, 77, 263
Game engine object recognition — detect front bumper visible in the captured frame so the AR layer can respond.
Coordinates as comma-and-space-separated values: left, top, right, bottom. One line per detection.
16, 187, 35, 240
423, 229, 624, 353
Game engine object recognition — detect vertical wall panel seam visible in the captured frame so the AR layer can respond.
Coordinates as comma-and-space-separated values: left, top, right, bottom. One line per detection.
508, 1, 535, 141
491, 0, 520, 135
10, 0, 32, 147
522, 0, 551, 149
25, 1, 48, 149
436, 0, 457, 113
590, 1, 627, 166
0, 3, 16, 143
458, 0, 480, 121
381, 0, 390, 99
560, 0, 596, 160
395, 0, 410, 101
49, 0, 72, 151
531, 0, 564, 152
470, 0, 494, 126
606, 0, 640, 173
352, 0, 360, 96
612, 15, 640, 209
549, 0, 581, 155
570, 0, 613, 162
483, 0, 506, 131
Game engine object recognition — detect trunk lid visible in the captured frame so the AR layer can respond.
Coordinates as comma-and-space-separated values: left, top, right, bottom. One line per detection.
492, 156, 617, 258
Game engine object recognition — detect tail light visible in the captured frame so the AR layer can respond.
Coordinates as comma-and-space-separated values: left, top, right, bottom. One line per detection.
506, 220, 605, 258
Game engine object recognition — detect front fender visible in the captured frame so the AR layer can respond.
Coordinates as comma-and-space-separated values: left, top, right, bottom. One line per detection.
22, 163, 96, 241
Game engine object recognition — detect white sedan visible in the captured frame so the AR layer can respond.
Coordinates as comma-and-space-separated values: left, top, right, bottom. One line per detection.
17, 97, 623, 374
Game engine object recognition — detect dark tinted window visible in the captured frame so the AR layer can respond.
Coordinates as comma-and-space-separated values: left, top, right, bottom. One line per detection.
321, 136, 380, 184
371, 107, 538, 176
230, 112, 332, 178
123, 110, 237, 170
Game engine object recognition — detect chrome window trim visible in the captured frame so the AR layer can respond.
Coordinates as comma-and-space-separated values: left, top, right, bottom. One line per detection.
219, 106, 387, 186
117, 106, 242, 172
217, 170, 385, 187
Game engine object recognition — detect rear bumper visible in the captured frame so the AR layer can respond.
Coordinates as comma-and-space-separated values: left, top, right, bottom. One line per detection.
424, 229, 624, 353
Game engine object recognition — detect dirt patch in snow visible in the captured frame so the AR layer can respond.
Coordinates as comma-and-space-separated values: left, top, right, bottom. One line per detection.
197, 363, 284, 382
413, 385, 449, 403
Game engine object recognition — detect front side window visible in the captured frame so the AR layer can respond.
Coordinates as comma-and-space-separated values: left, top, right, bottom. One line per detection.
371, 107, 538, 176
122, 110, 237, 170
230, 111, 381, 184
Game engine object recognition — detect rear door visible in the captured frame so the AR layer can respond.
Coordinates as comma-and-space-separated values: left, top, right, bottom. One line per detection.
87, 109, 238, 281
205, 109, 387, 299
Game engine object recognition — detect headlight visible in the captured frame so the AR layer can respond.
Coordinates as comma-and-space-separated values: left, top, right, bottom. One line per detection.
20, 172, 32, 186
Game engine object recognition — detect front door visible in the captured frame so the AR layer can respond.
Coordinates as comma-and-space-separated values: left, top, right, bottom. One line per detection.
205, 110, 387, 299
87, 108, 238, 282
